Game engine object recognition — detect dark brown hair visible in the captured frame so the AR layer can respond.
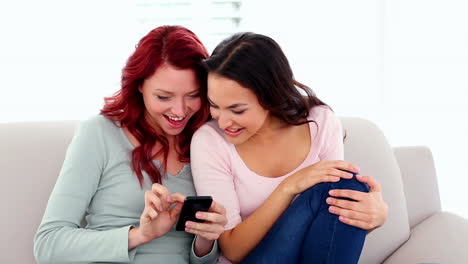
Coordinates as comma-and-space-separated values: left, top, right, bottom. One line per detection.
202, 32, 327, 126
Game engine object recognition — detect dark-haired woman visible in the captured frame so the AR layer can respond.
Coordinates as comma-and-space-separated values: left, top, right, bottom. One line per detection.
34, 26, 226, 264
190, 32, 388, 263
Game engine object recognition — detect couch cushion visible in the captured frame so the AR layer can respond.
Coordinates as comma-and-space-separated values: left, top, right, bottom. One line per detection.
340, 117, 410, 264
384, 212, 468, 264
0, 121, 78, 264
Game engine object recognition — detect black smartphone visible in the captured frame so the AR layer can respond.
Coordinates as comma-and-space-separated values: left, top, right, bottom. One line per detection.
175, 196, 213, 231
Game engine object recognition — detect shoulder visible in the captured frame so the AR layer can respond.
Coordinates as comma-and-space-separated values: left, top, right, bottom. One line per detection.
73, 115, 122, 149
78, 115, 118, 135
308, 105, 343, 134
308, 105, 337, 122
192, 119, 226, 144
191, 119, 232, 154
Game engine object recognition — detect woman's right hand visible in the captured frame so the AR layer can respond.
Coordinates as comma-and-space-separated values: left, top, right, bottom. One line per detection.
136, 183, 185, 244
279, 160, 359, 196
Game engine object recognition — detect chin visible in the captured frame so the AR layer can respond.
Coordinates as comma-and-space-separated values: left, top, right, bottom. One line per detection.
163, 127, 186, 136
226, 136, 246, 145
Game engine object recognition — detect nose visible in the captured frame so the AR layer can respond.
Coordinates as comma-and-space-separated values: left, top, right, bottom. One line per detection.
172, 98, 187, 116
217, 112, 232, 129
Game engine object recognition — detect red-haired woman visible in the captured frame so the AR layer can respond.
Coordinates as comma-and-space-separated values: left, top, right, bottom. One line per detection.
34, 26, 226, 264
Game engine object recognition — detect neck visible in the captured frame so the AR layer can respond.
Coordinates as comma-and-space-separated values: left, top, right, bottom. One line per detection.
247, 114, 289, 145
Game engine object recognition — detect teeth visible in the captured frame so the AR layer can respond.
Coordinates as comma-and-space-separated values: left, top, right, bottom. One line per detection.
167, 116, 185, 121
227, 128, 241, 132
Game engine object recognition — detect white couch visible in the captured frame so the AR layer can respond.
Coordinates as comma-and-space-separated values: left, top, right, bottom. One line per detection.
1, 117, 467, 263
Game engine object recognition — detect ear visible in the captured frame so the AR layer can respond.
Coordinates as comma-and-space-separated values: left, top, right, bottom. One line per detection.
138, 85, 143, 93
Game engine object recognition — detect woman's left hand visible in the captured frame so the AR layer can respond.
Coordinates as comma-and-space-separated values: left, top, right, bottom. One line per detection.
326, 175, 388, 231
185, 200, 227, 257
185, 200, 227, 240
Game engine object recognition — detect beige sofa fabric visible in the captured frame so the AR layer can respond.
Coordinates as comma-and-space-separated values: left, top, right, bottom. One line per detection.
0, 121, 78, 264
393, 146, 442, 228
384, 212, 468, 264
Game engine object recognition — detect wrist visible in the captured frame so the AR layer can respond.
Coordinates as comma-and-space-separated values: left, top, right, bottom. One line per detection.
194, 235, 214, 257
277, 180, 297, 197
128, 227, 151, 249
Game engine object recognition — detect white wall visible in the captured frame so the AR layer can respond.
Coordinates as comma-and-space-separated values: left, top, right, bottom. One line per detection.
241, 0, 468, 217
382, 0, 468, 216
1, 0, 467, 217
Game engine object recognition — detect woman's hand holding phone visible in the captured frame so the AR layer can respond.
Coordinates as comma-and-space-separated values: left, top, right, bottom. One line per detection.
185, 199, 227, 257
184, 199, 227, 240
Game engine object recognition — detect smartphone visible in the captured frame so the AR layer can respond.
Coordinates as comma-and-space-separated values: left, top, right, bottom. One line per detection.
175, 196, 213, 231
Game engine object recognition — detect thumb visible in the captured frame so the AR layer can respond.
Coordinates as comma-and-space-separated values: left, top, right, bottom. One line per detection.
356, 175, 381, 192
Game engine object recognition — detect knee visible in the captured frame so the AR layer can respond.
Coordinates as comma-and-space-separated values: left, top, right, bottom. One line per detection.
333, 176, 369, 194
296, 182, 334, 205
339, 177, 369, 192
296, 177, 369, 204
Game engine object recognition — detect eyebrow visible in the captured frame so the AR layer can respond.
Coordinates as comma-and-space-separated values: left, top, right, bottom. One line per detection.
207, 97, 247, 109
154, 89, 199, 95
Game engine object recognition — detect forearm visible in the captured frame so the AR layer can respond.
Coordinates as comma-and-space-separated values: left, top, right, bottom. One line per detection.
220, 184, 295, 262
34, 224, 135, 263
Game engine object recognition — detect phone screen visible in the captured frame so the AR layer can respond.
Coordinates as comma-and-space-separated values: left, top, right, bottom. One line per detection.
175, 196, 213, 231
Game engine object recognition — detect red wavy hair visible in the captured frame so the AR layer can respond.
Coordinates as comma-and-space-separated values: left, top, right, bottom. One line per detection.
101, 25, 210, 187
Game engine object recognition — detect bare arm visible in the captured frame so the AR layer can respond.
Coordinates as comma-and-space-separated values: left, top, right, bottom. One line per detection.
219, 183, 294, 262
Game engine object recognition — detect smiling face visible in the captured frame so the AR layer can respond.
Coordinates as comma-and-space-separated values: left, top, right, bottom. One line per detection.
140, 64, 202, 137
207, 73, 270, 145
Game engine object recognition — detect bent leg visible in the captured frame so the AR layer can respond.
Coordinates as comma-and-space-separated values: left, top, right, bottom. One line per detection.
242, 177, 369, 264
300, 177, 369, 264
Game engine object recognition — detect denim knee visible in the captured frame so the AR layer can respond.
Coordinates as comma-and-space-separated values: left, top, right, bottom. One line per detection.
294, 177, 369, 207
330, 176, 369, 201
336, 176, 369, 191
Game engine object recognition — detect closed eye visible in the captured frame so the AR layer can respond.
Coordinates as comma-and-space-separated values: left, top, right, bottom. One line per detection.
188, 93, 201, 98
156, 95, 170, 100
232, 110, 246, 115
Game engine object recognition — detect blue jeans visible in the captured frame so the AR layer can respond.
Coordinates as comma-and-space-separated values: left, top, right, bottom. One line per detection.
242, 177, 369, 264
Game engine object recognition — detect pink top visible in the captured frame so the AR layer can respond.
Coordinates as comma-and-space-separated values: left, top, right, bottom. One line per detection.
190, 106, 344, 263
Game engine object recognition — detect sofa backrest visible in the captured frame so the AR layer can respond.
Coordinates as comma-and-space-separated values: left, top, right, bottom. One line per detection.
0, 121, 79, 264
393, 146, 442, 228
340, 117, 410, 264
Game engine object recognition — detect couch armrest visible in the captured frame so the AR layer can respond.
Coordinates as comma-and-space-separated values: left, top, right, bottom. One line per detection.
384, 212, 468, 264
393, 146, 441, 228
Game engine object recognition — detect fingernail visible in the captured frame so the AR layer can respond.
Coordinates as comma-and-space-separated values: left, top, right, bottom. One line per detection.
196, 212, 203, 218
166, 195, 172, 202
326, 198, 333, 204
185, 222, 192, 228
329, 190, 335, 195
